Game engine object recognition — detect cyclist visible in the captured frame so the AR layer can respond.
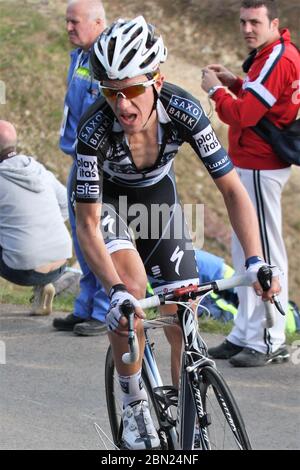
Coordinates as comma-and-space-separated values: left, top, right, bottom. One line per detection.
75, 16, 280, 450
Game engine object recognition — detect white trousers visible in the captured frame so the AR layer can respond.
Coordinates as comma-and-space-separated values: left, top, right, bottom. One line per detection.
228, 167, 291, 353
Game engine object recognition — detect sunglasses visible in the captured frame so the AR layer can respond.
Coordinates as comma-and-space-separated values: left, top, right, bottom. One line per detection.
99, 74, 159, 100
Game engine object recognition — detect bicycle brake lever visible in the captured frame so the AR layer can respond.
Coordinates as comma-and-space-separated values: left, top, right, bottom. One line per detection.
257, 266, 286, 317
120, 300, 139, 364
257, 266, 275, 328
272, 295, 286, 316
121, 300, 135, 339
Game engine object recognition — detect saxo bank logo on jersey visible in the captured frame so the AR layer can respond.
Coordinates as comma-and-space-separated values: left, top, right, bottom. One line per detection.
195, 125, 221, 157
79, 111, 112, 150
167, 95, 202, 130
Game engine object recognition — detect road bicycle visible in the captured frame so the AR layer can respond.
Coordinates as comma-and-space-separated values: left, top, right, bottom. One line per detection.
105, 266, 282, 450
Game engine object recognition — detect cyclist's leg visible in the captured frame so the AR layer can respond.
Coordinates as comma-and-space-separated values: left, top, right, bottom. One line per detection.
135, 170, 199, 387
108, 249, 147, 376
163, 321, 183, 386
102, 182, 160, 449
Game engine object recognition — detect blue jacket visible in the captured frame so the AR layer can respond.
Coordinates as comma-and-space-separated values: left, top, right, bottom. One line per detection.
60, 48, 100, 158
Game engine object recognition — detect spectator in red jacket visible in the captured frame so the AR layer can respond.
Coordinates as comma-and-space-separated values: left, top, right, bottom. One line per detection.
201, 0, 300, 367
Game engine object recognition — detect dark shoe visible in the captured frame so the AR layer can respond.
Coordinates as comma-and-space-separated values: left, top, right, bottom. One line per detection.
208, 339, 243, 359
53, 313, 86, 331
229, 345, 290, 367
73, 319, 106, 336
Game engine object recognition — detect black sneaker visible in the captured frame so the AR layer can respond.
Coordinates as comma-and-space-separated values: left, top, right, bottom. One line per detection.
53, 313, 86, 331
229, 345, 290, 367
208, 339, 243, 359
73, 319, 107, 336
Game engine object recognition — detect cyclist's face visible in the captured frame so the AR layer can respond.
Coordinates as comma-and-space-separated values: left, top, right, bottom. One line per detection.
103, 74, 165, 134
240, 6, 279, 51
66, 3, 105, 50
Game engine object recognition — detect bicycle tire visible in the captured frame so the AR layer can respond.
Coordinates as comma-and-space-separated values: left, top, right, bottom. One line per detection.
198, 366, 252, 450
104, 345, 165, 449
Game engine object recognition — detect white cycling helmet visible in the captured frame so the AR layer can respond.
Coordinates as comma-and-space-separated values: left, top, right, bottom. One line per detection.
90, 16, 167, 81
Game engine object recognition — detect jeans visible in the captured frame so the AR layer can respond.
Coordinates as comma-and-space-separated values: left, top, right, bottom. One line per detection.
0, 246, 66, 286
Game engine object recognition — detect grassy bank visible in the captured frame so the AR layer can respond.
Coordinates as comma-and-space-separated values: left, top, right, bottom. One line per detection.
1, 0, 299, 306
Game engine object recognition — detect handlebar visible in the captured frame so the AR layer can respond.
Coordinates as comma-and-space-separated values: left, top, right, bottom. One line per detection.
121, 269, 285, 363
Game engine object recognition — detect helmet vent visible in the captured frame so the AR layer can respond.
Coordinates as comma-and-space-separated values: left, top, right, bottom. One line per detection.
108, 38, 117, 67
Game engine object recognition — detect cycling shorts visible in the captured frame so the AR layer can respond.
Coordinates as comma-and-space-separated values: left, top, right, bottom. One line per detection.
100, 168, 199, 294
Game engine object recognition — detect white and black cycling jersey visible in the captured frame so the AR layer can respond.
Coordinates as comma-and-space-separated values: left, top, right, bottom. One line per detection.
75, 81, 234, 203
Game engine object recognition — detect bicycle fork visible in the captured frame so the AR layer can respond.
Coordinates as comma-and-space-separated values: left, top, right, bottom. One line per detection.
176, 353, 211, 450
175, 304, 213, 450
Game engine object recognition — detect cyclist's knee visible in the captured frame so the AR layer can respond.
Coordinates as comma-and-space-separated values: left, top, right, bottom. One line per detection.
125, 278, 148, 300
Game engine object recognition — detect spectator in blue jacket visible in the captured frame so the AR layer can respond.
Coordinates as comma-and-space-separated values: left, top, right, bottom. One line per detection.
53, 0, 109, 335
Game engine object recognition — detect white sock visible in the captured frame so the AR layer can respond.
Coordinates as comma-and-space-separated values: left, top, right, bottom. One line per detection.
118, 370, 148, 408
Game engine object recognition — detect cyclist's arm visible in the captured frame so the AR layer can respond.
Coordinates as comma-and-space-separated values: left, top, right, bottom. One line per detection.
76, 201, 122, 293
214, 169, 263, 260
74, 107, 122, 293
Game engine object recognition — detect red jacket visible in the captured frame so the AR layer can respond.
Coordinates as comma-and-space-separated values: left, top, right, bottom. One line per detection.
212, 29, 300, 170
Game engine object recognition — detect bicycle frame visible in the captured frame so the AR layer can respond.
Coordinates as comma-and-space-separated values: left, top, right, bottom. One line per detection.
116, 269, 282, 450
141, 300, 216, 450
142, 329, 178, 449
176, 302, 215, 450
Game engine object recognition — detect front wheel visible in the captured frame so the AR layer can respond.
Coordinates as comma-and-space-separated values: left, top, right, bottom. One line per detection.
198, 366, 252, 450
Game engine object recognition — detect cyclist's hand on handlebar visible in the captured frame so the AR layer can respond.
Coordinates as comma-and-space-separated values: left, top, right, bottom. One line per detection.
106, 284, 145, 333
245, 258, 281, 301
258, 275, 280, 302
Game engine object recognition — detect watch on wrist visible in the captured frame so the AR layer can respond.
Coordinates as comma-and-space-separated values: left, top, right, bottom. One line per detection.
207, 85, 225, 98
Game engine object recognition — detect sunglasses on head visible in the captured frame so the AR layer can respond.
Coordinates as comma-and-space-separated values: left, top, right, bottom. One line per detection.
99, 73, 159, 100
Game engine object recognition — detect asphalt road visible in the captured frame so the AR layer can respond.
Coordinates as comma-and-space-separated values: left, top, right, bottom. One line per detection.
0, 304, 299, 450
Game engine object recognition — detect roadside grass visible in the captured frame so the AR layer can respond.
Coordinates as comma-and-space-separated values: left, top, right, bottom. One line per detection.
1, 0, 299, 300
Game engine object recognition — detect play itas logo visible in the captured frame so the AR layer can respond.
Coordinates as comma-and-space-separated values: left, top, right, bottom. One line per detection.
77, 155, 99, 181
195, 125, 222, 157
167, 95, 202, 130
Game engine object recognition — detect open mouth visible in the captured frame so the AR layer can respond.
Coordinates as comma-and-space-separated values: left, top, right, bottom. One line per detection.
119, 113, 138, 125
